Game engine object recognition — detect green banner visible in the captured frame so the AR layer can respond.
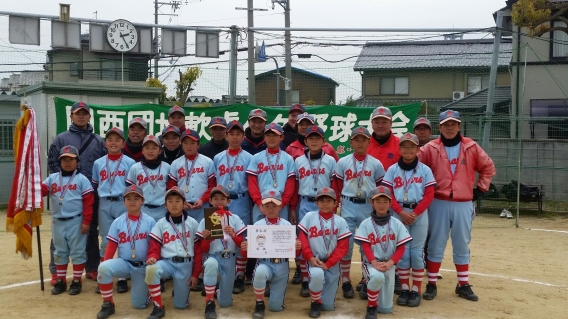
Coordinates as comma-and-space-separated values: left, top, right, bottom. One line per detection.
53, 97, 420, 157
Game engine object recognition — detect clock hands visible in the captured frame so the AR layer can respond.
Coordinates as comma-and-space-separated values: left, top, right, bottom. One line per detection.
119, 32, 129, 48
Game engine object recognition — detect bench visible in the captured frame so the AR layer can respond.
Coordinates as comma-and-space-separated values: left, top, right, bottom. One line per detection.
476, 183, 545, 218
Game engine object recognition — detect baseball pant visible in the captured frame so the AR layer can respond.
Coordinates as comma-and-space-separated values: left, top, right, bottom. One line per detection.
141, 205, 167, 222
99, 199, 127, 257
52, 216, 87, 265
203, 253, 237, 307
340, 199, 372, 260
98, 258, 149, 308
186, 202, 210, 223
86, 196, 100, 272
298, 197, 318, 222
252, 204, 289, 223
392, 210, 429, 269
308, 263, 340, 311
253, 260, 289, 312
364, 263, 396, 314
145, 259, 194, 309
229, 194, 251, 226
427, 199, 475, 265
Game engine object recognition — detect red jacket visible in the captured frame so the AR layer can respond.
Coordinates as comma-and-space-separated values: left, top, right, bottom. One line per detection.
285, 140, 339, 161
366, 133, 400, 170
418, 136, 495, 201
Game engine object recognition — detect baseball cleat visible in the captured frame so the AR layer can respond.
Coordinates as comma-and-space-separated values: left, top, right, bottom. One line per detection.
252, 301, 265, 319
51, 279, 67, 295
191, 278, 204, 292
116, 280, 129, 293
308, 301, 322, 318
423, 283, 437, 300
342, 281, 354, 299
300, 282, 310, 298
396, 289, 410, 306
365, 306, 377, 319
356, 277, 365, 291
438, 273, 443, 279
455, 284, 478, 301
233, 276, 245, 294
147, 305, 166, 319
85, 271, 98, 281
264, 281, 271, 297
204, 300, 217, 319
96, 301, 115, 319
68, 279, 82, 295
359, 283, 368, 300
394, 275, 402, 295
407, 291, 421, 307
160, 279, 166, 293
292, 268, 302, 285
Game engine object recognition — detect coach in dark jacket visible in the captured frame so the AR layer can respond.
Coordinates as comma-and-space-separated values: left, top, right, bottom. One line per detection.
198, 116, 229, 159
282, 103, 305, 149
47, 101, 107, 283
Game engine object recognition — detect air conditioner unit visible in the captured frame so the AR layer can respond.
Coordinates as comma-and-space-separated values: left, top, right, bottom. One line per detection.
453, 91, 465, 101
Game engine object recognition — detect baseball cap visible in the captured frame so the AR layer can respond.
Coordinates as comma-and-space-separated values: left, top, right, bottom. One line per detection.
208, 117, 227, 129
289, 103, 306, 114
350, 126, 371, 139
261, 189, 283, 206
264, 123, 284, 135
142, 135, 161, 147
123, 184, 145, 199
161, 125, 181, 137
105, 127, 125, 140
59, 145, 79, 159
70, 101, 90, 114
210, 185, 230, 198
248, 108, 267, 121
180, 128, 200, 141
129, 117, 147, 129
413, 117, 432, 130
399, 132, 419, 146
371, 106, 393, 120
439, 110, 461, 124
370, 186, 392, 200
296, 112, 315, 124
165, 187, 185, 199
226, 120, 245, 132
305, 125, 325, 138
168, 105, 185, 117
315, 187, 337, 201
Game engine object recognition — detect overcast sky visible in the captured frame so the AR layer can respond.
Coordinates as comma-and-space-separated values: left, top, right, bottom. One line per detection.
0, 0, 507, 103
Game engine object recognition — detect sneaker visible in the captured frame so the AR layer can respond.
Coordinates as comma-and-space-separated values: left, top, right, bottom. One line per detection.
85, 271, 98, 281
244, 276, 253, 285
191, 278, 204, 292
50, 273, 58, 286
264, 281, 271, 297
299, 282, 310, 298
358, 283, 368, 300
455, 284, 478, 301
438, 273, 443, 279
233, 275, 245, 294
252, 301, 265, 319
500, 209, 507, 218
396, 289, 410, 306
68, 280, 82, 295
423, 283, 437, 300
160, 279, 166, 293
51, 279, 67, 295
407, 290, 421, 307
308, 301, 322, 318
506, 210, 513, 219
394, 275, 402, 295
147, 305, 166, 319
96, 301, 115, 319
292, 268, 302, 285
356, 277, 365, 291
365, 306, 377, 319
342, 281, 354, 299
95, 285, 101, 294
205, 300, 217, 319
116, 279, 129, 293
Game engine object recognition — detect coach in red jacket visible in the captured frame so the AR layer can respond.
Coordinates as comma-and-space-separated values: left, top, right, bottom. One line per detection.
285, 112, 339, 161
366, 106, 401, 170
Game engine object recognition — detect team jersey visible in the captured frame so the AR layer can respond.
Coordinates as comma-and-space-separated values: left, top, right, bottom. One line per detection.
295, 153, 336, 197
354, 216, 412, 262
107, 213, 156, 262
253, 217, 292, 227
246, 149, 295, 195
445, 144, 461, 175
298, 211, 350, 258
150, 213, 200, 258
196, 213, 246, 253
213, 149, 253, 194
382, 162, 436, 203
169, 155, 215, 203
92, 154, 136, 196
126, 162, 171, 206
43, 172, 93, 218
333, 154, 385, 197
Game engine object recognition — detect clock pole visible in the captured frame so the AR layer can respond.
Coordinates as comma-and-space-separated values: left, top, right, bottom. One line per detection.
121, 52, 124, 85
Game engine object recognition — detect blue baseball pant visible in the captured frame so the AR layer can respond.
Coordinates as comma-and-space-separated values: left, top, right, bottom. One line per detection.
52, 216, 87, 265
186, 202, 210, 223
340, 199, 372, 260
364, 263, 396, 314
99, 199, 126, 257
98, 258, 149, 308
252, 204, 289, 223
253, 260, 289, 311
308, 263, 340, 311
228, 194, 251, 226
203, 253, 237, 307
141, 205, 167, 222
145, 259, 194, 309
392, 209, 429, 269
298, 197, 318, 222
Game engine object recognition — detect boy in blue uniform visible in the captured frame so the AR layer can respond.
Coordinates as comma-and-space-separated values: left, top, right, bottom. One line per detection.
41, 145, 94, 295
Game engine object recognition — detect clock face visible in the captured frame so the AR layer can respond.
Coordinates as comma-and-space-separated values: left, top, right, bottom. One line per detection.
106, 19, 138, 52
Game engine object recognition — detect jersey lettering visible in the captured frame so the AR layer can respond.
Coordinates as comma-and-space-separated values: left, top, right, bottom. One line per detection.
162, 230, 192, 245
177, 166, 205, 178
118, 231, 148, 243
257, 163, 284, 173
100, 170, 126, 182
298, 167, 326, 180
50, 183, 78, 193
367, 232, 396, 246
136, 174, 164, 186
218, 164, 245, 177
308, 225, 338, 238
344, 169, 372, 181
393, 176, 423, 189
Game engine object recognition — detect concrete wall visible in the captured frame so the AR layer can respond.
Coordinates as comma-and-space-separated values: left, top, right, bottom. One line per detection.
0, 103, 22, 204
255, 70, 337, 106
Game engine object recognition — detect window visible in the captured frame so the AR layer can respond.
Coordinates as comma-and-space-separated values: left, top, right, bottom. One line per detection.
0, 120, 15, 155
552, 21, 568, 59
101, 60, 120, 80
70, 62, 79, 77
380, 77, 408, 95
530, 99, 568, 139
468, 75, 490, 94
278, 90, 300, 105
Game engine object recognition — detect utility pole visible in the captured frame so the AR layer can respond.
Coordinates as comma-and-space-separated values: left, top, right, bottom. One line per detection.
273, 0, 292, 106
229, 25, 238, 104
482, 11, 503, 150
153, 0, 183, 79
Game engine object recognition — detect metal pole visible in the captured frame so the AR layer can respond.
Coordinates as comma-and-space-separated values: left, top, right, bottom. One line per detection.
284, 0, 292, 106
229, 25, 237, 104
249, 26, 490, 32
481, 11, 503, 150
154, 0, 159, 79
270, 57, 280, 104
247, 0, 256, 105
121, 52, 124, 85
36, 226, 44, 291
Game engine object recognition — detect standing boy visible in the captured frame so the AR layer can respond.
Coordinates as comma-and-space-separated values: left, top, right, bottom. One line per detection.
332, 127, 385, 298
41, 145, 94, 295
298, 188, 350, 318
95, 185, 156, 319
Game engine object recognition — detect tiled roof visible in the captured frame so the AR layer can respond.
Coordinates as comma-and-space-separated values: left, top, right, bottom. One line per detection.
256, 67, 339, 86
440, 86, 511, 113
356, 99, 451, 108
354, 39, 512, 71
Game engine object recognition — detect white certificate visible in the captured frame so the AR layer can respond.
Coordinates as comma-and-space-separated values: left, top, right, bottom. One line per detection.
247, 225, 296, 259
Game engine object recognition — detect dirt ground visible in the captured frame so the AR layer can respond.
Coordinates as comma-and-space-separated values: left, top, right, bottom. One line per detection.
1, 213, 567, 319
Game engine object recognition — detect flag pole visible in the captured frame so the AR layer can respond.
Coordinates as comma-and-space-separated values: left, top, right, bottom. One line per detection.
36, 225, 44, 291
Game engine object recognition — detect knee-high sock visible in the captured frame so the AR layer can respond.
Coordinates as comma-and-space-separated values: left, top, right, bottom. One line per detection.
72, 263, 85, 281
367, 289, 379, 307
398, 267, 410, 291
310, 289, 322, 303
455, 264, 469, 286
300, 259, 309, 282
340, 260, 351, 283
236, 257, 247, 278
412, 268, 424, 293
99, 282, 114, 303
427, 261, 442, 285
55, 264, 67, 281
148, 284, 163, 308
254, 287, 265, 302
205, 285, 216, 302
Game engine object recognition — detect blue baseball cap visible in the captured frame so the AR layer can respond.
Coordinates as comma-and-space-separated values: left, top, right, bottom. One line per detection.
161, 125, 181, 137
124, 184, 145, 199
289, 103, 306, 114
168, 105, 185, 117
439, 110, 461, 124
248, 108, 268, 121
226, 120, 245, 132
297, 112, 315, 124
105, 127, 125, 140
70, 101, 90, 114
261, 189, 283, 205
264, 123, 284, 135
305, 125, 325, 138
59, 145, 79, 159
208, 116, 227, 129
181, 128, 200, 141
413, 117, 432, 130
